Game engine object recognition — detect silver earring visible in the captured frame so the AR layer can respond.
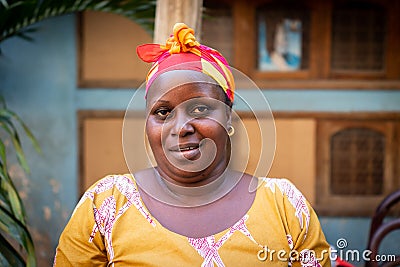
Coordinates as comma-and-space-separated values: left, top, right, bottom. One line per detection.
228, 126, 235, 136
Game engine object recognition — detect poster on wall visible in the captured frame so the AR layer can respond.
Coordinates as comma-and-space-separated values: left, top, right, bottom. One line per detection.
258, 17, 302, 71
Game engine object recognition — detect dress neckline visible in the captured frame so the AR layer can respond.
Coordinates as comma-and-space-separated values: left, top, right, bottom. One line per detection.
129, 173, 262, 239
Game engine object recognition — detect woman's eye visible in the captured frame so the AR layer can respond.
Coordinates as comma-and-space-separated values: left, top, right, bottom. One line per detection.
191, 105, 209, 115
154, 109, 171, 119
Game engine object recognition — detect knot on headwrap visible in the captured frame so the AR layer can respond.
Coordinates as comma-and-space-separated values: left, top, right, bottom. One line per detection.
137, 22, 235, 103
162, 23, 200, 54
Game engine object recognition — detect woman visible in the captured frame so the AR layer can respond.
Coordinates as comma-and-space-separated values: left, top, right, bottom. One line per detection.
54, 23, 331, 266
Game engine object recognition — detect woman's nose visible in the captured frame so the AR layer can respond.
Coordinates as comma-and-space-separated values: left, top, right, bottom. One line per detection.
170, 110, 194, 137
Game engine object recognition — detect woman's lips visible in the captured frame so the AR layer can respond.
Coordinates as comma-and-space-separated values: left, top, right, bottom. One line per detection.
169, 143, 201, 160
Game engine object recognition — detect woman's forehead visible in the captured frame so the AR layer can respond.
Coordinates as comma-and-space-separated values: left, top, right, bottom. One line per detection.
146, 70, 221, 104
146, 84, 225, 109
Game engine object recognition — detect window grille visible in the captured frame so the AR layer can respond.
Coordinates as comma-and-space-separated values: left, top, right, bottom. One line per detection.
330, 128, 385, 195
331, 2, 386, 71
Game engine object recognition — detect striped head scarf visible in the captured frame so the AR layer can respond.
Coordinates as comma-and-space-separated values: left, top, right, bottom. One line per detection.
136, 23, 235, 103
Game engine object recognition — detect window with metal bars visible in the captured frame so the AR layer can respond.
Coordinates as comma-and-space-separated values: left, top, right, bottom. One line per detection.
330, 128, 385, 195
331, 1, 386, 71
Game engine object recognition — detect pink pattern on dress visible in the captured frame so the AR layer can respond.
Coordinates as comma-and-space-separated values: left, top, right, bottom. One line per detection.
300, 249, 322, 267
263, 178, 310, 236
264, 179, 322, 266
287, 234, 294, 250
78, 175, 155, 226
188, 236, 225, 267
90, 196, 116, 260
188, 215, 258, 267
76, 175, 155, 265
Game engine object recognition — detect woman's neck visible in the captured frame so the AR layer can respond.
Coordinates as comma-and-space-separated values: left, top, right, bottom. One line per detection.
147, 167, 243, 207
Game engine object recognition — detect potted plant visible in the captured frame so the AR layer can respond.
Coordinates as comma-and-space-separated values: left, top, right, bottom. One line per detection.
0, 1, 155, 265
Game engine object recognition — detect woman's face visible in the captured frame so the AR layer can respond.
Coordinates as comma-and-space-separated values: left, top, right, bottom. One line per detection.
146, 75, 231, 185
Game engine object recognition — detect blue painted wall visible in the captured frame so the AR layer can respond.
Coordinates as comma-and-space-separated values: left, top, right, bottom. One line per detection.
0, 15, 399, 266
0, 15, 78, 265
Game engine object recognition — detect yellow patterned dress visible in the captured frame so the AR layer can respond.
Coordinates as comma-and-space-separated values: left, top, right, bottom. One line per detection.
54, 174, 331, 266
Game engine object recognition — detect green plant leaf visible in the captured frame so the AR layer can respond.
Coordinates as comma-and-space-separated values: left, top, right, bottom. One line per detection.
0, 118, 30, 173
0, 138, 8, 171
0, 205, 34, 262
2, 108, 41, 154
0, 233, 25, 267
0, 0, 9, 9
0, 105, 42, 171
0, 173, 25, 223
0, 104, 36, 266
0, 144, 27, 224
1, 0, 156, 43
0, 1, 156, 265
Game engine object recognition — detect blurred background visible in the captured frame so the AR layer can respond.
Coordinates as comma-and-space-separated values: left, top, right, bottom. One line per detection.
0, 0, 399, 266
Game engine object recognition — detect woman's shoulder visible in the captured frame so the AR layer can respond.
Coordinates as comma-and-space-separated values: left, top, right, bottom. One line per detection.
257, 177, 304, 197
76, 174, 138, 207
87, 174, 137, 193
256, 177, 312, 231
256, 177, 309, 208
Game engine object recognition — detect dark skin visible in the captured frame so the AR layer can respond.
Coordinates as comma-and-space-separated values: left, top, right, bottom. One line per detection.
135, 71, 257, 238
137, 168, 256, 238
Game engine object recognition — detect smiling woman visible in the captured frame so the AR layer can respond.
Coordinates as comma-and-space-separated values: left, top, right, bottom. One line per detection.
146, 77, 230, 181
53, 23, 331, 266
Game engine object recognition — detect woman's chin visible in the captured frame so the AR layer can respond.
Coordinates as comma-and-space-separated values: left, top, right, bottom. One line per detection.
157, 160, 214, 181
164, 153, 215, 174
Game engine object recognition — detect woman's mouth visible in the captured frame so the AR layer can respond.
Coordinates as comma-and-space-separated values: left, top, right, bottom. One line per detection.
169, 143, 201, 160
178, 146, 199, 152
164, 139, 216, 171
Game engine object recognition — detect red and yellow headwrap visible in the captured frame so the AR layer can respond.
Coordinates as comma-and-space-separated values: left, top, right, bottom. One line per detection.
137, 23, 235, 102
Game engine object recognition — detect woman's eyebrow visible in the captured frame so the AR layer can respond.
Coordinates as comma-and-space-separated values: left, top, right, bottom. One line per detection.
155, 99, 170, 104
149, 99, 170, 106
146, 99, 169, 109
